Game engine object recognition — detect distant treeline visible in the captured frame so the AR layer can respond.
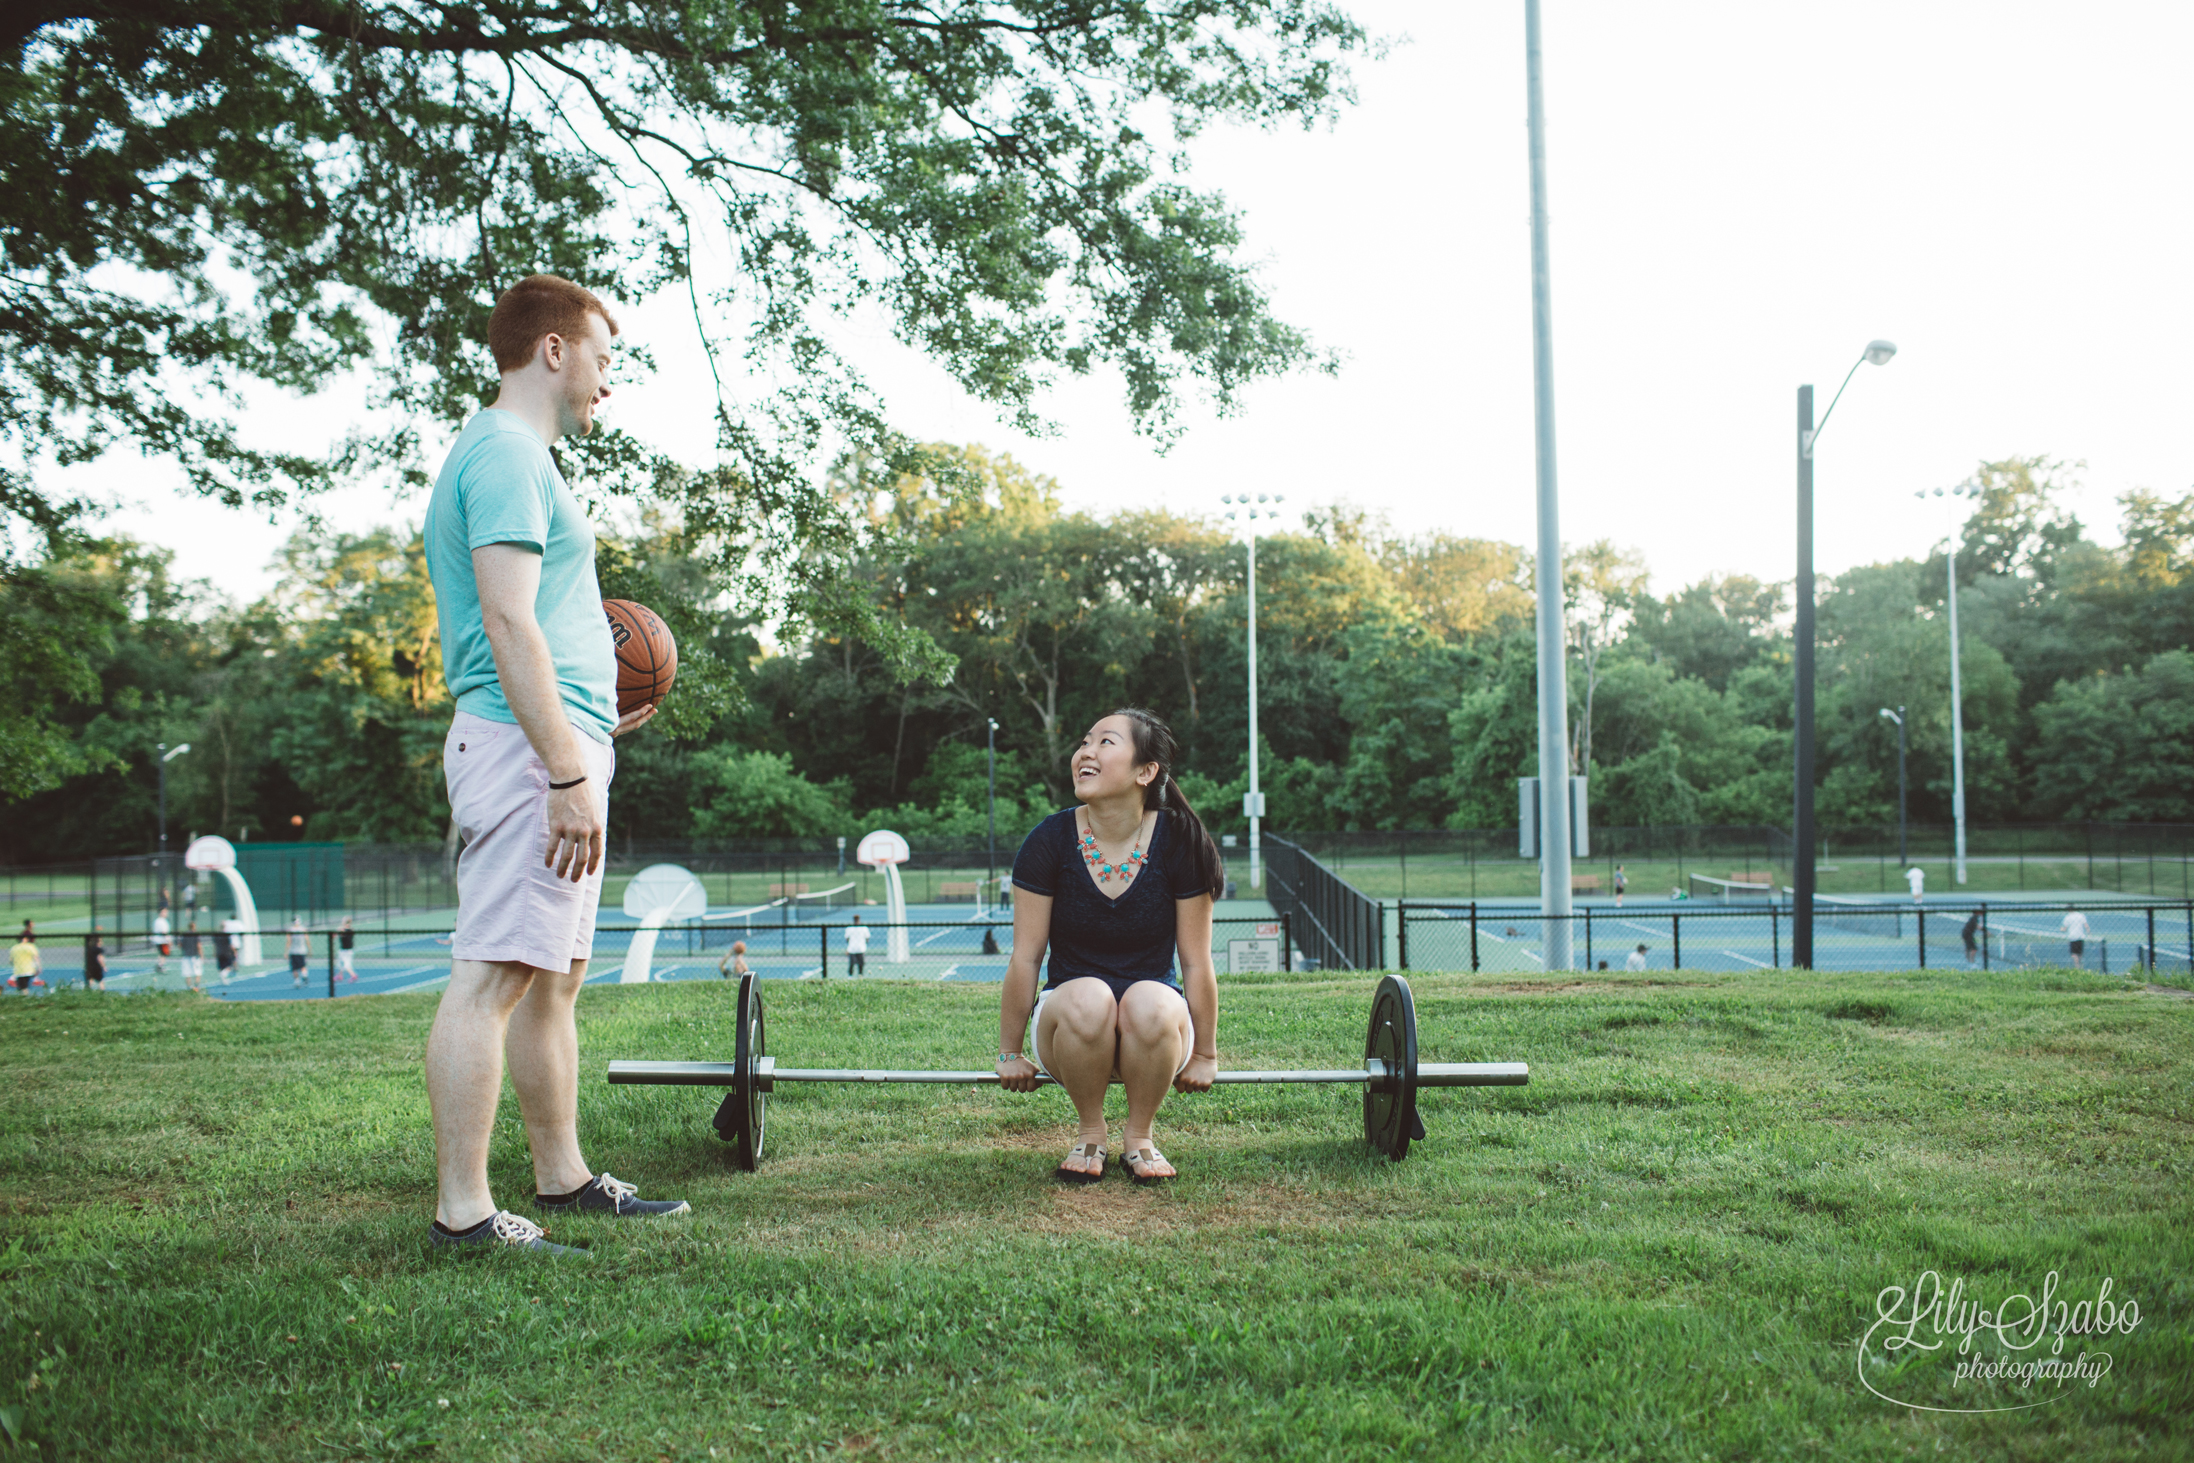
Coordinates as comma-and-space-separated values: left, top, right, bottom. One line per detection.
6, 447, 2192, 861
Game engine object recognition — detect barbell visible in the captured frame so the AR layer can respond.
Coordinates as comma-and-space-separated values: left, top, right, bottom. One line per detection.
606, 972, 1529, 1168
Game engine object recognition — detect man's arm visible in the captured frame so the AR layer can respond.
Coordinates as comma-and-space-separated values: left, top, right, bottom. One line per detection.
474, 543, 603, 883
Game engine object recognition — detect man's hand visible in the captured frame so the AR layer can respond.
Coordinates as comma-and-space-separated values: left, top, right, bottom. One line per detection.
544, 781, 605, 883
613, 703, 658, 738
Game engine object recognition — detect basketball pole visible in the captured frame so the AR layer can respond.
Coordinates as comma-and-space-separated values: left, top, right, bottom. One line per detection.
1523, 0, 1574, 970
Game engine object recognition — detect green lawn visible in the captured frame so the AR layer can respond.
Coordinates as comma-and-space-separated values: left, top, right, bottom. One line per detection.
2, 969, 2188, 1460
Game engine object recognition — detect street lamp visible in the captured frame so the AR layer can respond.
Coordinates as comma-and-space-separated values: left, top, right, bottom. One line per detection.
1919, 480, 1983, 885
985, 717, 999, 908
1219, 492, 1285, 889
1878, 707, 1907, 868
158, 742, 191, 855
1793, 339, 1897, 970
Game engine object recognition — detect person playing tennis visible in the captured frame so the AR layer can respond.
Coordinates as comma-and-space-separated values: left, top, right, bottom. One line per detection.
998, 709, 1221, 1184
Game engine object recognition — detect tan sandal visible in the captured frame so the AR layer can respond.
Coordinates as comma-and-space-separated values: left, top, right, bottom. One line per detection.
1121, 1146, 1175, 1186
1053, 1142, 1106, 1185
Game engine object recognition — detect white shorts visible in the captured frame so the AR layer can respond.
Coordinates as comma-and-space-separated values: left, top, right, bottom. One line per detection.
1033, 979, 1193, 1079
444, 710, 616, 972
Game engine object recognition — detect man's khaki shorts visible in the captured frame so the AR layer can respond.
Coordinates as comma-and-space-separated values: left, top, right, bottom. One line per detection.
444, 710, 616, 973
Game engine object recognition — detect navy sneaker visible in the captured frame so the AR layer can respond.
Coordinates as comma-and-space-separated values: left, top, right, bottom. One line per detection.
429, 1210, 588, 1256
536, 1172, 690, 1219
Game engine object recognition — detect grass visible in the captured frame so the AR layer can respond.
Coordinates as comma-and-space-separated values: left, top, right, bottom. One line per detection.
2, 968, 2189, 1461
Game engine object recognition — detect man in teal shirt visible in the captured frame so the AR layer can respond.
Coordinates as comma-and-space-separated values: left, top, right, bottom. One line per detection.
421, 274, 687, 1255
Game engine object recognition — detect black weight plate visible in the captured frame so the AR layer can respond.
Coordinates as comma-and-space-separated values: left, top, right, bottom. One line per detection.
1362, 974, 1420, 1162
711, 971, 767, 1169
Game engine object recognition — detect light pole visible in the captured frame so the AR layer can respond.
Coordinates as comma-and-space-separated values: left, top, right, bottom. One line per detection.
1220, 492, 1284, 889
1792, 339, 1897, 969
1878, 707, 1907, 868
1920, 480, 1982, 886
1521, 0, 1576, 969
985, 717, 999, 906
158, 742, 191, 855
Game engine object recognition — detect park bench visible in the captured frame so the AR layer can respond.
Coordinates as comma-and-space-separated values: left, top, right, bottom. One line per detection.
937, 881, 982, 901
768, 883, 809, 898
1571, 874, 1600, 894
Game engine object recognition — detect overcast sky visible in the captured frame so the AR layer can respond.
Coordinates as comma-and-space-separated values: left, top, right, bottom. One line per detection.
86, 0, 2194, 605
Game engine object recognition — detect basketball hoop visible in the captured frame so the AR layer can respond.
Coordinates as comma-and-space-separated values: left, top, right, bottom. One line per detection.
855, 830, 910, 867
184, 836, 236, 872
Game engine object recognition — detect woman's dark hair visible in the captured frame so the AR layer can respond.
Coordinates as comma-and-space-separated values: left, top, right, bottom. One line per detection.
1109, 707, 1225, 899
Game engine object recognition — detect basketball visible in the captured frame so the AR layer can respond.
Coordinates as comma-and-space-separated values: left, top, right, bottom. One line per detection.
602, 599, 677, 715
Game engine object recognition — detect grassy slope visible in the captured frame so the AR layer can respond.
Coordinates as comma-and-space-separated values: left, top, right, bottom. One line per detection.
1, 970, 2188, 1462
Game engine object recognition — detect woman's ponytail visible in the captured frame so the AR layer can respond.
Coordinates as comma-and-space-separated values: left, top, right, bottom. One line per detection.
1113, 708, 1225, 899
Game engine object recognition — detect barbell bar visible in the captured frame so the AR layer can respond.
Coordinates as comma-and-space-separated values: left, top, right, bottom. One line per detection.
605, 972, 1529, 1169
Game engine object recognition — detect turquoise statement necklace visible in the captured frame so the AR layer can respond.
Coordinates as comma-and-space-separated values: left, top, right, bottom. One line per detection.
1080, 816, 1147, 884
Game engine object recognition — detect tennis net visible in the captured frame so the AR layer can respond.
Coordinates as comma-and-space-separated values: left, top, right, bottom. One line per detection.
1687, 874, 1777, 904
788, 882, 859, 919
1986, 917, 2108, 972
1814, 895, 1905, 939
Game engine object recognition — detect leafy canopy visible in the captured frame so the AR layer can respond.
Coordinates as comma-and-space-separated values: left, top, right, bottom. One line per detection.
2, 0, 1362, 656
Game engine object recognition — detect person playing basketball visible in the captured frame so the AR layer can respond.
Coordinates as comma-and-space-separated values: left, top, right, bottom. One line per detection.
420, 274, 681, 1255
997, 709, 1221, 1184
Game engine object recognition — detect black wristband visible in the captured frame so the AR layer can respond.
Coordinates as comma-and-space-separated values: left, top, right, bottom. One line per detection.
548, 775, 588, 790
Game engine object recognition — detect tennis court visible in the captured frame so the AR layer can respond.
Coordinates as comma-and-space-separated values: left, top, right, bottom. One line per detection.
35, 889, 1293, 999
1393, 890, 2190, 976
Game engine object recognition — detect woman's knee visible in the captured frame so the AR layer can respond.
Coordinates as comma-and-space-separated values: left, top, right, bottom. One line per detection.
1041, 979, 1119, 1046
1116, 983, 1187, 1047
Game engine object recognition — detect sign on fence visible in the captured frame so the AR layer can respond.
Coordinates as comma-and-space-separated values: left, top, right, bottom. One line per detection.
1228, 922, 1285, 974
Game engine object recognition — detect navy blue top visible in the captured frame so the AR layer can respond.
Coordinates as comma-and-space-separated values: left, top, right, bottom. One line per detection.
1011, 808, 1210, 991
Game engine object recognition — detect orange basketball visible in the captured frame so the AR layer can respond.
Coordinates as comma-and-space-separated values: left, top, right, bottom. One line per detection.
603, 599, 677, 715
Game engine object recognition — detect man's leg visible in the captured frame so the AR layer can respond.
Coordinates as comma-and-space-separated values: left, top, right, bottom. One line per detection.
425, 958, 540, 1230
504, 958, 593, 1198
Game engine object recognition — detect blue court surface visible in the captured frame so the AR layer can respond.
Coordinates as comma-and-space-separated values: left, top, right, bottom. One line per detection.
32, 899, 1287, 1000
1395, 893, 2187, 975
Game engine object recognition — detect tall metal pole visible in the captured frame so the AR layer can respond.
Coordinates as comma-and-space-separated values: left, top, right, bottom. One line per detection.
1896, 707, 1908, 868
986, 717, 998, 903
1793, 386, 1817, 968
158, 741, 169, 856
1246, 527, 1263, 890
1523, 0, 1573, 970
1946, 538, 1968, 885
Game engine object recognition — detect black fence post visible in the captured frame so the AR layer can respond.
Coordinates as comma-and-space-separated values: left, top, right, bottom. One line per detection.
1772, 904, 1781, 969
1398, 902, 1410, 971
1672, 912, 1681, 971
2146, 907, 2157, 973
819, 924, 828, 980
1584, 906, 1592, 970
1282, 913, 1293, 972
1917, 910, 1926, 970
1469, 902, 1479, 973
1981, 905, 1990, 970
326, 930, 335, 999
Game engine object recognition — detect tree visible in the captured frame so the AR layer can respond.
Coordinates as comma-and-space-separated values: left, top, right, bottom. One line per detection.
2029, 651, 2194, 821
4, 1, 1361, 658
1561, 540, 1648, 776
689, 749, 849, 839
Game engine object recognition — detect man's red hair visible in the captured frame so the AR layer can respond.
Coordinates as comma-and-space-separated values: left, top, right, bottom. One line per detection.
486, 274, 619, 372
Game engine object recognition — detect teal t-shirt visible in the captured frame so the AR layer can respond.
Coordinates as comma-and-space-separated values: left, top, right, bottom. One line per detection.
424, 410, 618, 744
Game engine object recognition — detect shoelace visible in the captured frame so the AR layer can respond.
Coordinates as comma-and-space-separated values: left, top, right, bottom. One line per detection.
594, 1173, 638, 1210
489, 1211, 546, 1245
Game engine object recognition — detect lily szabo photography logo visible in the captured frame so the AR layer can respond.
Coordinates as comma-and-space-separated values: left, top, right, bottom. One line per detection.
1859, 1269, 2142, 1414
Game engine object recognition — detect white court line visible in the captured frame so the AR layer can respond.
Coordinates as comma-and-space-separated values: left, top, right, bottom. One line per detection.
584, 964, 624, 984
1721, 949, 1773, 969
936, 963, 960, 981
1619, 921, 1668, 939
388, 972, 452, 994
